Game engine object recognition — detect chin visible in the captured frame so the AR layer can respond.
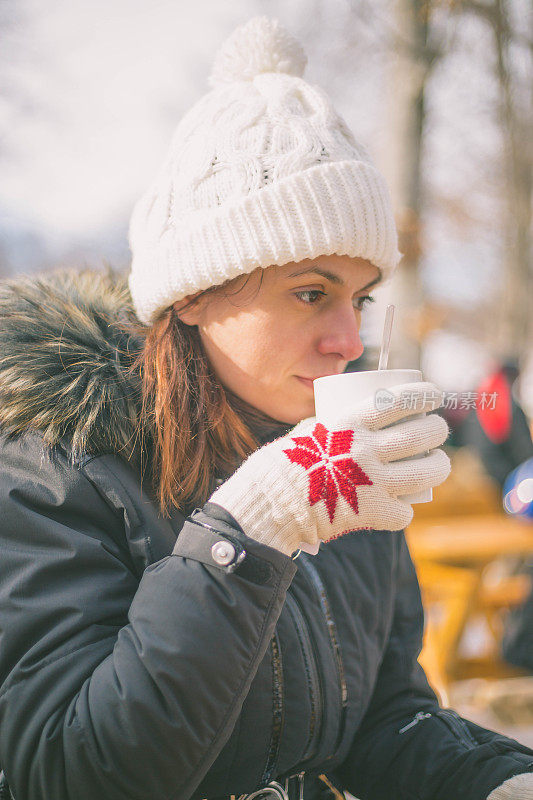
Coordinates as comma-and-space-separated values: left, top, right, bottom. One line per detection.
252, 386, 315, 426
276, 400, 316, 426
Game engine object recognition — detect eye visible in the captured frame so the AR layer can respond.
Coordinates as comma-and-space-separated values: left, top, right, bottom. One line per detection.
294, 289, 326, 305
353, 295, 375, 311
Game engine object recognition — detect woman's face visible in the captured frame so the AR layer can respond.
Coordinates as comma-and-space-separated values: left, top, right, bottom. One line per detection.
178, 254, 381, 424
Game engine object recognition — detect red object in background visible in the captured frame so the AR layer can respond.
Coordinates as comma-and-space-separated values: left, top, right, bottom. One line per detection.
476, 370, 512, 444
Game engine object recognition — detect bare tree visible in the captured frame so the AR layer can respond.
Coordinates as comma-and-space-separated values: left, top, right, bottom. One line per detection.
348, 0, 457, 367
346, 0, 531, 369
457, 0, 533, 363
385, 0, 438, 367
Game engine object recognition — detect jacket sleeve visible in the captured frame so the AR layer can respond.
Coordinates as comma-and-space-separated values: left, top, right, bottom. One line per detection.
335, 533, 533, 800
0, 434, 296, 800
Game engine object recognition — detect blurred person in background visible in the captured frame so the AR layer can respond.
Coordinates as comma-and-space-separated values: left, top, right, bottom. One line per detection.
0, 17, 532, 800
447, 360, 533, 676
502, 565, 533, 675
454, 359, 533, 489
501, 453, 533, 675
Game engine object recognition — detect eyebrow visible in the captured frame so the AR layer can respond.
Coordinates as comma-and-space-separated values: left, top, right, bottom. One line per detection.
287, 267, 382, 291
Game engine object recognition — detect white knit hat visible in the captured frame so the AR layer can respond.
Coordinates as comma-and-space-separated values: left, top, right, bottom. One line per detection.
128, 16, 402, 325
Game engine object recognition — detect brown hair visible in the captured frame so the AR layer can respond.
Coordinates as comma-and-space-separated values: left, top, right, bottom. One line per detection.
133, 273, 287, 517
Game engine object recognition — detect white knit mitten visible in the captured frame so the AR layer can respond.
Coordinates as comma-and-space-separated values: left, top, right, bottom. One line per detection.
487, 773, 533, 799
210, 382, 450, 556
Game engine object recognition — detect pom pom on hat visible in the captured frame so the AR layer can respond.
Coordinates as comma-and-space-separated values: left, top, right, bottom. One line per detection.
209, 16, 307, 87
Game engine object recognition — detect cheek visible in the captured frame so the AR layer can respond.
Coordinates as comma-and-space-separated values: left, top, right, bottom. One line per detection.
202, 313, 289, 379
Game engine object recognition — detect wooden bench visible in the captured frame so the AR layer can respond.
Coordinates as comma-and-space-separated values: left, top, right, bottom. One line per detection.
406, 514, 532, 703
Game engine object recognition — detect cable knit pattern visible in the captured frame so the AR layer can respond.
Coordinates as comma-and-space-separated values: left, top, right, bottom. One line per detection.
128, 16, 401, 324
487, 772, 533, 799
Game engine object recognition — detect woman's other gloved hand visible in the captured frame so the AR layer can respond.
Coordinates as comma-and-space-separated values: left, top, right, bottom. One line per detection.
210, 382, 451, 556
487, 772, 533, 799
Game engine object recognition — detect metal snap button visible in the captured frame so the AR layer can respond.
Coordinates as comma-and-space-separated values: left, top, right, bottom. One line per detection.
211, 540, 236, 566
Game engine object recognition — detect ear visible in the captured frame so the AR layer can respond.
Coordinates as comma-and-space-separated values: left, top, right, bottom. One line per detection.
173, 292, 203, 326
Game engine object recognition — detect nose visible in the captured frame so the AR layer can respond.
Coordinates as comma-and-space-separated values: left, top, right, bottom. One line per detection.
316, 305, 364, 362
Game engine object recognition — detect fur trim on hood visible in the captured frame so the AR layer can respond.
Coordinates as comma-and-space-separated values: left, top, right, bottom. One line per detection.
0, 268, 147, 461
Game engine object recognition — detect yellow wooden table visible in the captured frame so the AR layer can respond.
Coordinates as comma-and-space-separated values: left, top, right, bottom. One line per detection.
406, 514, 533, 703
407, 515, 533, 565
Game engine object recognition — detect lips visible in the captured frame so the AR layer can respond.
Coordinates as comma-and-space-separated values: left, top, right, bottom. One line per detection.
296, 374, 337, 389
296, 377, 315, 389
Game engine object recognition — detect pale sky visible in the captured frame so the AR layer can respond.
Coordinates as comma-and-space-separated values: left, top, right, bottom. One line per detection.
1, 0, 254, 236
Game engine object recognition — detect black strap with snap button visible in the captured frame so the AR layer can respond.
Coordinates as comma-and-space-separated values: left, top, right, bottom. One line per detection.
173, 522, 246, 572
173, 510, 275, 585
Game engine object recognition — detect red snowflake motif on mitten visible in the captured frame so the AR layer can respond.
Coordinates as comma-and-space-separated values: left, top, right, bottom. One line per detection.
283, 422, 373, 523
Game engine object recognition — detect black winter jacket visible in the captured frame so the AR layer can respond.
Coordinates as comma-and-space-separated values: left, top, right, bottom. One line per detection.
0, 270, 531, 800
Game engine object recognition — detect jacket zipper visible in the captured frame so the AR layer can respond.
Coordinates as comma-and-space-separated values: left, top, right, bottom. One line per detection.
436, 709, 478, 748
262, 632, 285, 784
398, 711, 432, 733
284, 591, 323, 762
398, 708, 479, 749
299, 556, 348, 754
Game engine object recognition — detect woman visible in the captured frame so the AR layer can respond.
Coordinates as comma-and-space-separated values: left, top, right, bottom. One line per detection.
0, 17, 532, 800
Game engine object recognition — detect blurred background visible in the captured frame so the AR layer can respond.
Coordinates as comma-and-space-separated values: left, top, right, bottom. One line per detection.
1, 0, 532, 745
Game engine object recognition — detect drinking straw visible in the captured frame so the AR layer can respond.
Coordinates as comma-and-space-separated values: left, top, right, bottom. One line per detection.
378, 304, 395, 370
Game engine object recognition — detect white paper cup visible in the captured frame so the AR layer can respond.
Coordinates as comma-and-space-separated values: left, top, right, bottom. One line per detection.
313, 369, 432, 506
